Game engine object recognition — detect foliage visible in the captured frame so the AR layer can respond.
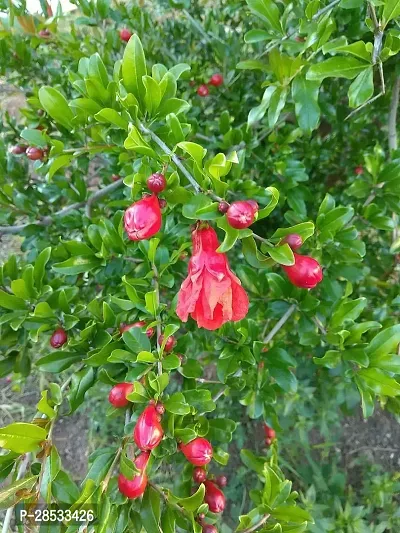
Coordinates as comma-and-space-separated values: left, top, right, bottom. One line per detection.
0, 0, 399, 532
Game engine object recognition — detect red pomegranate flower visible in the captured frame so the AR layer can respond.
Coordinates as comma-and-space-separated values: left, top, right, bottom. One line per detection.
124, 194, 162, 241
176, 224, 249, 330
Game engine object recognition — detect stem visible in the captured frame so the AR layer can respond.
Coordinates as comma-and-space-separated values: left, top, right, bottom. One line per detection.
148, 482, 192, 520
0, 179, 124, 234
139, 123, 201, 193
241, 514, 271, 533
388, 76, 400, 152
263, 304, 296, 343
152, 262, 163, 376
1, 454, 31, 533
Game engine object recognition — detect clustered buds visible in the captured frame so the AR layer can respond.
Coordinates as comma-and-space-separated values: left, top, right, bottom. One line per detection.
196, 73, 224, 97
50, 328, 67, 349
264, 423, 276, 447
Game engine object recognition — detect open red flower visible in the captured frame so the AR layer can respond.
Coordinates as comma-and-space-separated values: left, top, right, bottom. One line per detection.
176, 224, 249, 330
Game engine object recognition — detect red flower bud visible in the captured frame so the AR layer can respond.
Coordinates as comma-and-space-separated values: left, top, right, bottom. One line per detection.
215, 475, 227, 488
226, 201, 255, 229
246, 199, 259, 213
203, 525, 218, 533
209, 74, 223, 87
50, 328, 67, 349
197, 84, 209, 97
263, 423, 276, 439
111, 174, 121, 182
180, 437, 213, 466
147, 173, 166, 194
204, 480, 226, 513
218, 201, 230, 214
118, 451, 150, 499
108, 382, 133, 408
155, 402, 165, 415
134, 405, 164, 451
11, 145, 27, 155
265, 437, 272, 447
124, 194, 162, 241
26, 147, 44, 161
281, 233, 303, 250
282, 253, 323, 289
119, 29, 132, 42
193, 467, 207, 483
120, 321, 154, 338
38, 29, 51, 38
158, 334, 176, 353
354, 165, 363, 175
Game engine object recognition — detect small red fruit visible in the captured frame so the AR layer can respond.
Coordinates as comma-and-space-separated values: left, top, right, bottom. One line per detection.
203, 525, 218, 533
263, 424, 276, 439
108, 382, 133, 408
180, 437, 213, 466
197, 84, 209, 97
119, 29, 132, 42
218, 201, 230, 214
124, 194, 162, 241
204, 480, 226, 513
209, 73, 223, 87
193, 467, 207, 483
120, 321, 154, 338
111, 174, 121, 182
281, 233, 303, 251
246, 199, 259, 213
26, 147, 44, 161
11, 145, 26, 155
355, 165, 363, 175
118, 451, 150, 499
134, 405, 164, 451
282, 253, 323, 289
226, 201, 255, 229
158, 334, 176, 353
147, 173, 166, 194
50, 328, 67, 349
215, 475, 227, 488
38, 29, 51, 38
155, 402, 165, 415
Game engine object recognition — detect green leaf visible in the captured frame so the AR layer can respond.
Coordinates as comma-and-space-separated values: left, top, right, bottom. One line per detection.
348, 67, 374, 108
94, 108, 129, 129
257, 187, 280, 220
122, 35, 147, 107
246, 0, 282, 34
0, 290, 26, 310
38, 87, 74, 129
268, 86, 288, 127
148, 372, 169, 394
0, 475, 38, 508
164, 392, 191, 415
272, 505, 313, 523
33, 302, 55, 318
358, 368, 400, 397
242, 236, 274, 269
330, 298, 367, 328
143, 75, 162, 116
0, 423, 47, 453
367, 325, 400, 358
52, 256, 102, 275
183, 389, 216, 413
382, 0, 400, 27
68, 367, 96, 413
272, 222, 315, 243
141, 486, 161, 533
37, 390, 56, 418
292, 76, 320, 134
307, 57, 369, 81
48, 155, 73, 180
20, 128, 48, 148
244, 29, 270, 43
123, 327, 151, 354
126, 381, 150, 403
207, 419, 237, 443
36, 352, 82, 372
267, 244, 295, 266
175, 484, 205, 512
248, 86, 277, 126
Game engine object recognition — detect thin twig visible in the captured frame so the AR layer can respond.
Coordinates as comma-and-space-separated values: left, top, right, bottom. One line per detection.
1, 454, 31, 533
388, 76, 400, 152
241, 514, 271, 533
345, 92, 384, 121
139, 123, 201, 193
0, 179, 124, 234
263, 304, 296, 343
